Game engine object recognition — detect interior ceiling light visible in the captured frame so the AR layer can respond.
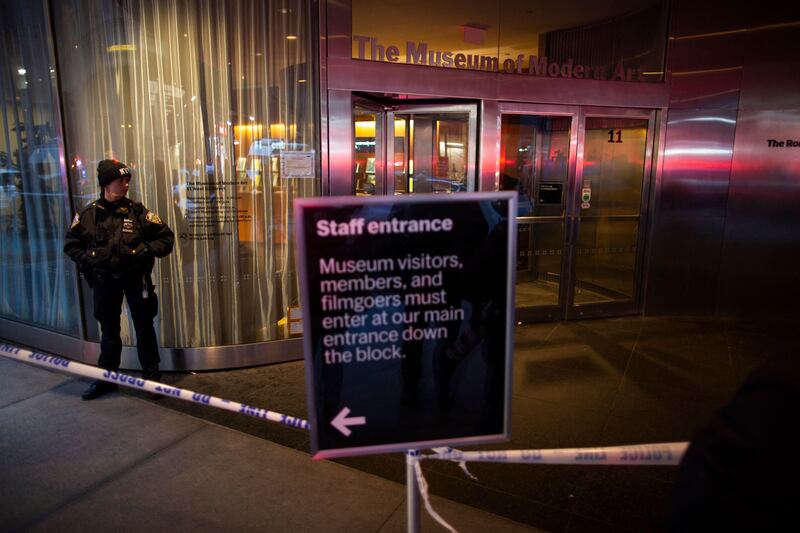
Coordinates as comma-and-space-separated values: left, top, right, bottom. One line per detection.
286, 35, 297, 40
17, 68, 26, 75
107, 44, 136, 53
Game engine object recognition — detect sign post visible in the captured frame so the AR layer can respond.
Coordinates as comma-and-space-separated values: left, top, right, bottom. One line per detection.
296, 192, 516, 460
406, 450, 420, 533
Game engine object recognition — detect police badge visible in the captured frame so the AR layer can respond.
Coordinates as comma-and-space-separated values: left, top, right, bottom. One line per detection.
146, 211, 164, 224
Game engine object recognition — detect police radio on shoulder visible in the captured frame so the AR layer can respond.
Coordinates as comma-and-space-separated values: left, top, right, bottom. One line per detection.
316, 217, 453, 237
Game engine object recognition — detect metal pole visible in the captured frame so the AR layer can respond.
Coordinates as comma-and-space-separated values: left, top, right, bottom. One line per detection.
406, 449, 420, 533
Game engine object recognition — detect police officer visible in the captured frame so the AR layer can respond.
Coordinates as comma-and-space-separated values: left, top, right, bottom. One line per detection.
64, 159, 174, 400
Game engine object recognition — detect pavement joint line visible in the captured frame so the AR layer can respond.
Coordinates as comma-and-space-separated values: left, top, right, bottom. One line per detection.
0, 373, 82, 410
542, 321, 562, 343
14, 422, 206, 533
610, 323, 643, 404
374, 498, 406, 533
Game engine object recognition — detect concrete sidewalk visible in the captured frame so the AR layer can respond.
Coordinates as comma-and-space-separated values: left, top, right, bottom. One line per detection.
0, 356, 538, 532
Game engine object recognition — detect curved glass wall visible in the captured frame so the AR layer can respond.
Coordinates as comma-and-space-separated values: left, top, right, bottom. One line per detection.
51, 0, 319, 347
0, 0, 79, 335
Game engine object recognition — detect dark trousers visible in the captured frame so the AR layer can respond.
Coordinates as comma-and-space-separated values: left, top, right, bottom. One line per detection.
93, 275, 161, 381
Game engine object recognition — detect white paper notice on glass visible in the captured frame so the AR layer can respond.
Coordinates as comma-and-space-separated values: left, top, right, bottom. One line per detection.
280, 150, 315, 178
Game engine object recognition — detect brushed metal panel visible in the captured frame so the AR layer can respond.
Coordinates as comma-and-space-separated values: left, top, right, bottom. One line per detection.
739, 24, 800, 111
0, 318, 304, 371
669, 34, 744, 73
319, 0, 330, 195
667, 1, 746, 109
668, 67, 742, 109
717, 109, 800, 316
327, 89, 354, 195
480, 100, 499, 191
658, 109, 736, 216
743, 4, 800, 27
669, 0, 746, 38
668, 34, 744, 109
717, 215, 800, 317
644, 216, 725, 315
726, 110, 800, 217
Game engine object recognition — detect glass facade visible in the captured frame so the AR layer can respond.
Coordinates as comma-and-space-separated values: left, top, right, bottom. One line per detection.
1, 0, 319, 349
352, 0, 669, 82
0, 0, 79, 335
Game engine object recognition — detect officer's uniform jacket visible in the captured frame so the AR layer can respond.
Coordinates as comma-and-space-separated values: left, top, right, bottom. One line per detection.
64, 197, 174, 286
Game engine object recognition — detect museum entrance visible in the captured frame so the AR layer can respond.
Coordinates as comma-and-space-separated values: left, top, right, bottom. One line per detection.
345, 96, 656, 321
501, 103, 656, 320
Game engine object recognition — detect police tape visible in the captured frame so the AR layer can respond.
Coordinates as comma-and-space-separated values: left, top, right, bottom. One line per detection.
3, 342, 691, 533
422, 442, 688, 466
0, 344, 688, 465
410, 442, 689, 532
0, 343, 310, 432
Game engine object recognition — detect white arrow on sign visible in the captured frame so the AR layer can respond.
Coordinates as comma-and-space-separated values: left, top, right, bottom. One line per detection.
331, 407, 366, 436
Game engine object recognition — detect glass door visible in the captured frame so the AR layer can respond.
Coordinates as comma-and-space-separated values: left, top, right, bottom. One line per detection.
567, 107, 655, 318
500, 104, 655, 321
353, 102, 385, 195
353, 101, 477, 195
499, 104, 579, 321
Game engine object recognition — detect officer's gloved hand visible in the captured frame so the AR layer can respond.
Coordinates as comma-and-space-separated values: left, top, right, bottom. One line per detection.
78, 253, 95, 288
79, 252, 91, 270
131, 242, 151, 258
125, 243, 152, 270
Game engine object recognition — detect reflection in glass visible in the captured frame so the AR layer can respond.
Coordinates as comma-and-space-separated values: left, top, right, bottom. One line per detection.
581, 118, 648, 216
393, 113, 468, 194
392, 117, 409, 194
353, 107, 379, 195
501, 113, 572, 309
574, 220, 639, 303
352, 0, 668, 82
515, 222, 564, 307
500, 114, 571, 217
0, 1, 79, 334
52, 0, 318, 347
575, 116, 648, 304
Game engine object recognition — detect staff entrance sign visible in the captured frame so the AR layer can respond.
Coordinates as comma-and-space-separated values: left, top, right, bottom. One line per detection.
296, 192, 516, 459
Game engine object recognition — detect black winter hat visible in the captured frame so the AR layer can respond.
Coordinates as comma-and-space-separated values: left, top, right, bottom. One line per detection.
97, 159, 131, 187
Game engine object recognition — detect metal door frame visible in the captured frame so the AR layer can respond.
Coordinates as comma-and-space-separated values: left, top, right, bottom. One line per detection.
498, 102, 580, 322
498, 103, 657, 321
567, 106, 657, 319
386, 103, 479, 193
352, 97, 388, 194
350, 98, 479, 195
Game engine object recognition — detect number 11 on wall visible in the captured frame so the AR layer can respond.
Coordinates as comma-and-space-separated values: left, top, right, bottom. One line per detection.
607, 129, 623, 143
